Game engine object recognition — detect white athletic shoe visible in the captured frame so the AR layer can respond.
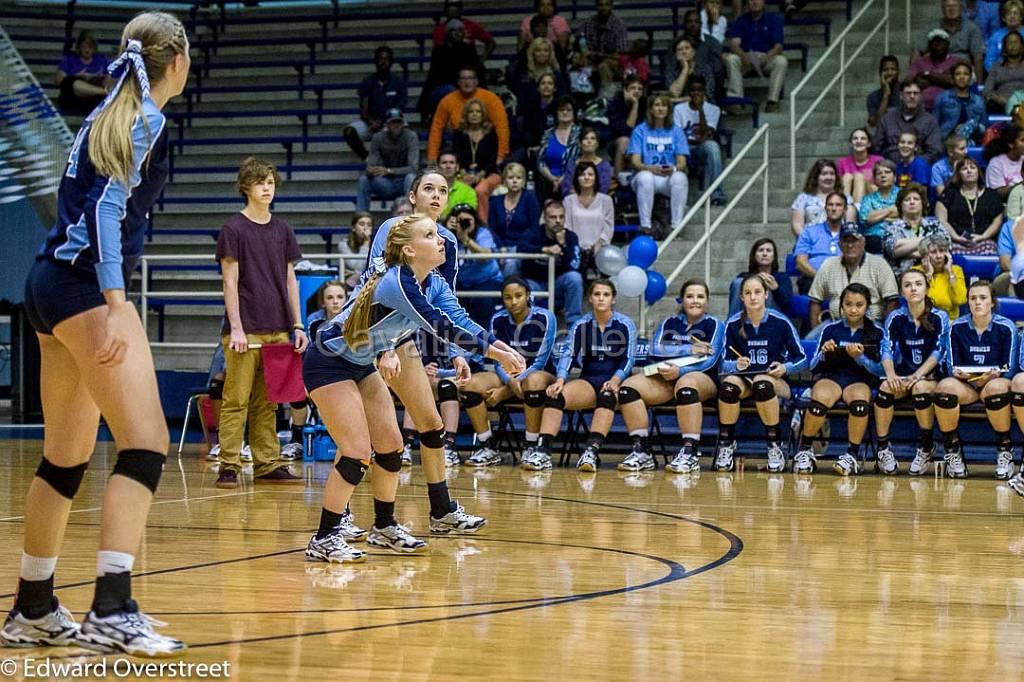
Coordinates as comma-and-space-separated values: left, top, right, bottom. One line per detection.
428, 501, 487, 534
521, 449, 553, 471
875, 446, 899, 475
401, 443, 413, 467
1007, 472, 1024, 497
666, 446, 700, 474
833, 453, 861, 476
908, 446, 934, 476
305, 530, 367, 563
280, 442, 303, 461
766, 443, 786, 473
206, 444, 220, 462
465, 445, 502, 467
944, 449, 968, 478
1, 600, 80, 647
367, 524, 428, 553
443, 445, 461, 467
714, 441, 737, 472
995, 447, 1016, 480
240, 443, 253, 463
618, 447, 655, 472
792, 449, 817, 474
576, 446, 600, 472
77, 605, 185, 657
336, 510, 368, 542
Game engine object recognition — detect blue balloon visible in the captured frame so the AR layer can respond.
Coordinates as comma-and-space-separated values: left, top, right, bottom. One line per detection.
644, 270, 667, 305
627, 235, 658, 269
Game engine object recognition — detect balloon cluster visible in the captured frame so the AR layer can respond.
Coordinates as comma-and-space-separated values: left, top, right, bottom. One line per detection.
594, 236, 666, 304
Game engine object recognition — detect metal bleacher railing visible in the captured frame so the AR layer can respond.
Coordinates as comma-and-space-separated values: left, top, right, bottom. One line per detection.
139, 251, 557, 349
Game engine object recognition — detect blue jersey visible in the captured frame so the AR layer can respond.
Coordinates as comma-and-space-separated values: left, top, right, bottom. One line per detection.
39, 97, 168, 291
881, 305, 950, 376
948, 314, 1017, 379
650, 313, 725, 376
490, 306, 557, 383
365, 216, 459, 290
721, 309, 807, 375
557, 312, 637, 382
810, 318, 884, 380
318, 265, 495, 365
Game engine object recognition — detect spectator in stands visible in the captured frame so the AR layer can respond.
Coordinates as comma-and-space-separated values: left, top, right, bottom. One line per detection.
509, 37, 567, 105
883, 183, 945, 274
964, 0, 1002, 40
858, 160, 900, 253
985, 123, 1024, 198
418, 23, 485, 121
937, 156, 1003, 254
911, 231, 967, 319
606, 75, 646, 178
428, 67, 509, 165
908, 30, 960, 111
674, 75, 726, 205
630, 92, 690, 235
432, 0, 495, 59
665, 36, 716, 104
794, 192, 848, 287
838, 128, 883, 205
561, 127, 612, 197
679, 9, 726, 103
873, 79, 943, 162
867, 55, 901, 131
355, 108, 418, 212
520, 199, 584, 325
520, 0, 571, 52
807, 224, 900, 337
723, 0, 788, 113
983, 31, 1024, 113
578, 0, 630, 88
992, 218, 1019, 295
619, 38, 651, 84
933, 62, 987, 141
521, 72, 559, 150
727, 238, 793, 317
446, 204, 504, 325
215, 157, 306, 488
912, 0, 984, 77
792, 159, 856, 238
702, 0, 728, 44
437, 150, 478, 219
344, 46, 407, 160
984, 0, 1023, 71
537, 95, 582, 202
566, 36, 598, 105
54, 30, 110, 115
489, 162, 541, 249
564, 161, 614, 271
392, 196, 414, 216
930, 132, 968, 195
452, 98, 502, 221
894, 131, 932, 188
339, 212, 373, 286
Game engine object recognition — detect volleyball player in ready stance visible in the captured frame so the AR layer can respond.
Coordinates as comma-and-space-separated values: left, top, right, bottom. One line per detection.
1, 12, 189, 656
616, 278, 724, 474
304, 214, 524, 562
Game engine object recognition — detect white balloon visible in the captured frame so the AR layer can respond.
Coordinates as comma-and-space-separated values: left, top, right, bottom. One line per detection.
616, 265, 648, 298
595, 245, 627, 276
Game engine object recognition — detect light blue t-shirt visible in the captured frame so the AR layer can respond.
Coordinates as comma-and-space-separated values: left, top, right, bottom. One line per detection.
627, 123, 690, 167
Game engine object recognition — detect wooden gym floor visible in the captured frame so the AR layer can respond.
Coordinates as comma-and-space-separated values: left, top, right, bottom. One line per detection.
1, 438, 1023, 680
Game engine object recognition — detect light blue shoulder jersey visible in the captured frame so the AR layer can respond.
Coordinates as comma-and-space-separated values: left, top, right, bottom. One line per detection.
318, 265, 496, 365
363, 216, 459, 290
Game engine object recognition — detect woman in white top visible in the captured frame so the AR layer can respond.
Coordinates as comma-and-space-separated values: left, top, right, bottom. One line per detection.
564, 161, 614, 266
701, 0, 727, 43
338, 211, 372, 286
791, 158, 856, 237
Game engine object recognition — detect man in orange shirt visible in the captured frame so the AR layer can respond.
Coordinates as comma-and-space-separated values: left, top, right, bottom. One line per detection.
427, 67, 509, 164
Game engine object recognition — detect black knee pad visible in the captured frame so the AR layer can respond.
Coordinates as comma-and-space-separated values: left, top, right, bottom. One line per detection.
675, 387, 700, 405
596, 390, 618, 410
875, 391, 895, 409
913, 393, 934, 410
985, 392, 1012, 411
524, 390, 547, 408
36, 457, 88, 501
807, 400, 829, 417
437, 379, 458, 403
335, 456, 368, 485
208, 378, 223, 400
420, 427, 446, 449
752, 380, 776, 403
849, 400, 869, 418
374, 449, 403, 472
460, 391, 484, 409
719, 382, 742, 404
110, 449, 165, 494
545, 393, 566, 410
617, 386, 643, 405
289, 399, 308, 410
1014, 392, 1024, 408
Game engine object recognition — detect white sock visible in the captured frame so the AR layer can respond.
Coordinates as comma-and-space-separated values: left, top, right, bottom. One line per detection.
682, 433, 700, 442
97, 551, 134, 576
20, 553, 57, 582
525, 432, 539, 443
629, 428, 649, 437
478, 429, 492, 443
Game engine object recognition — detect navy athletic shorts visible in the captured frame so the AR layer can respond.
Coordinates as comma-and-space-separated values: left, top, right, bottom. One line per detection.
24, 258, 107, 335
302, 343, 377, 392
813, 372, 876, 390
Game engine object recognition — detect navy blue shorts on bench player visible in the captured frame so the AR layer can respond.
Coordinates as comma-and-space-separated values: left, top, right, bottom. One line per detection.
24, 258, 108, 335
813, 372, 877, 390
302, 342, 377, 392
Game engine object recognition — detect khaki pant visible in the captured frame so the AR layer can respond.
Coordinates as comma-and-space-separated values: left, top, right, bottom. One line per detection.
218, 331, 290, 475
723, 53, 788, 104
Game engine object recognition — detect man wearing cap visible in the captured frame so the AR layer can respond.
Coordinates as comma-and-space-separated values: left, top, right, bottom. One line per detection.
356, 108, 419, 212
908, 29, 961, 110
431, 0, 495, 59
427, 66, 509, 165
806, 224, 900, 340
912, 0, 984, 77
343, 45, 408, 160
873, 79, 943, 162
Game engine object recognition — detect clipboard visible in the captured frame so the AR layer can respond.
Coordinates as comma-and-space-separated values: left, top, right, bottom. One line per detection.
642, 355, 706, 376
